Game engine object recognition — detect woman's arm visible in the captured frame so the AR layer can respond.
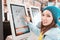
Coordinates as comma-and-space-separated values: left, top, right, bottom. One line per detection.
24, 16, 40, 36
27, 22, 40, 36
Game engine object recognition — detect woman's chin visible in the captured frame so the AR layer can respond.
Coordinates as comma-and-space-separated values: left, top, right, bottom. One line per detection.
43, 24, 49, 26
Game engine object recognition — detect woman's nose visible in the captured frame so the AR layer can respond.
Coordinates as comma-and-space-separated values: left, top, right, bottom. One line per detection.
42, 16, 47, 21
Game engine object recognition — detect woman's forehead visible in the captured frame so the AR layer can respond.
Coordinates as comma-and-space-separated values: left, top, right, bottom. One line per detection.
43, 10, 52, 15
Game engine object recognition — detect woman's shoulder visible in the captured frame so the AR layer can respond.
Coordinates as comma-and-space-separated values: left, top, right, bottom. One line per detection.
44, 27, 60, 35
44, 27, 60, 40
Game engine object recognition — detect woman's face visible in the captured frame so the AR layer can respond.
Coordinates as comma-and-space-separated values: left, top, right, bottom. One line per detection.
42, 10, 53, 26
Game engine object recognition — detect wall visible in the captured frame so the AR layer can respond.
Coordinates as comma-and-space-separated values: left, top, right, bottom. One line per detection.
0, 0, 3, 40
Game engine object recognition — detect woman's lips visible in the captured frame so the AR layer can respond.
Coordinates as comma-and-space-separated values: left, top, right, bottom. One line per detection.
43, 21, 47, 24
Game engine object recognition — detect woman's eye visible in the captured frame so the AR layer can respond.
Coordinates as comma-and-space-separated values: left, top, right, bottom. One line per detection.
47, 15, 50, 17
42, 14, 44, 16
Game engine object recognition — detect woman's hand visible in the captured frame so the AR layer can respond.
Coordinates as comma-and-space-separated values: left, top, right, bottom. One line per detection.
24, 16, 30, 23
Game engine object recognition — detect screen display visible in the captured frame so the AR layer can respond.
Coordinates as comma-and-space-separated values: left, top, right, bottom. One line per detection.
31, 8, 41, 27
10, 4, 30, 36
31, 8, 39, 17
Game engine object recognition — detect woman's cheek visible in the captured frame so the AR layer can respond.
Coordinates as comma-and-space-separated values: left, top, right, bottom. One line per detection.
47, 18, 53, 24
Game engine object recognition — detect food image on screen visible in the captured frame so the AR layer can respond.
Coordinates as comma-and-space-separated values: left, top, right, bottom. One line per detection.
10, 4, 30, 36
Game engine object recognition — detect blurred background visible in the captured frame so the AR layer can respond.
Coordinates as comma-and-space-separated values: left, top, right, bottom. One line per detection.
2, 0, 60, 40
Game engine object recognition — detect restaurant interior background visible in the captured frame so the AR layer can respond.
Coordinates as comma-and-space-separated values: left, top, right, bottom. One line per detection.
3, 0, 60, 40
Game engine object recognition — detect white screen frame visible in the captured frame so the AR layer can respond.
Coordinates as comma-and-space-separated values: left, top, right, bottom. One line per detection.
10, 4, 30, 36
7, 1, 30, 40
29, 6, 41, 26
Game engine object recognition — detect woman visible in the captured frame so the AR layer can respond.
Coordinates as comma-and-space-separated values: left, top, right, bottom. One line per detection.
25, 6, 60, 40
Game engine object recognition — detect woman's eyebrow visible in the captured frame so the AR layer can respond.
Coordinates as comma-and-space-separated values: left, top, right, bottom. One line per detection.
46, 14, 50, 15
46, 13, 51, 17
